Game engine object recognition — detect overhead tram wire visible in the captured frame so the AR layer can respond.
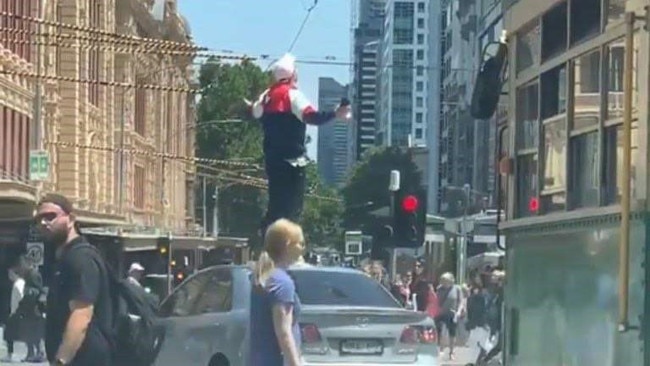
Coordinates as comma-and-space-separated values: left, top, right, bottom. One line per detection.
44, 141, 341, 202
0, 11, 203, 51
287, 0, 319, 52
1, 25, 477, 73
0, 14, 342, 202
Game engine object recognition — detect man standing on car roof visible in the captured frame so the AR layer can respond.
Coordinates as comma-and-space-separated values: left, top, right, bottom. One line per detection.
248, 53, 352, 235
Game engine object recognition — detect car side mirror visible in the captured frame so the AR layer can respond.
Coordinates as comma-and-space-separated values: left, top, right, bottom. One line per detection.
470, 41, 508, 120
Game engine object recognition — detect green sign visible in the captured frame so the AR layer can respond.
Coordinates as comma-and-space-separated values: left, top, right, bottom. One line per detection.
29, 150, 49, 181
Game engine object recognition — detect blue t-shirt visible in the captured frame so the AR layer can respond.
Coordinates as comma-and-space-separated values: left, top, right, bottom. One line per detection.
249, 268, 302, 366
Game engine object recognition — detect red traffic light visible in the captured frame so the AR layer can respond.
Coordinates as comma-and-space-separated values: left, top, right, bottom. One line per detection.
401, 195, 419, 213
528, 197, 539, 212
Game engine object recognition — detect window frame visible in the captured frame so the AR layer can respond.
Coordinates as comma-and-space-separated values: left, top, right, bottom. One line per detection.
510, 9, 640, 219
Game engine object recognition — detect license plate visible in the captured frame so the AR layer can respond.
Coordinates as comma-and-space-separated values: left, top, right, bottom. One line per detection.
340, 339, 383, 355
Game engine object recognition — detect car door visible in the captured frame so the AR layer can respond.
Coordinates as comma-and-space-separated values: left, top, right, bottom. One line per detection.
154, 268, 241, 366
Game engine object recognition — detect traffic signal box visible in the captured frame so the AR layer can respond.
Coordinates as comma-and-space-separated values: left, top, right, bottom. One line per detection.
156, 236, 171, 264
392, 188, 427, 248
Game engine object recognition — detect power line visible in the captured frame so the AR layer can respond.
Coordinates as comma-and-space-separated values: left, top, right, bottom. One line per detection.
287, 0, 319, 52
1, 12, 203, 51
45, 140, 260, 168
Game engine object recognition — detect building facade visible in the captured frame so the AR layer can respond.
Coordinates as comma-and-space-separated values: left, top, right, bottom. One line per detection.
317, 77, 352, 186
0, 0, 196, 320
351, 0, 385, 159
377, 0, 431, 148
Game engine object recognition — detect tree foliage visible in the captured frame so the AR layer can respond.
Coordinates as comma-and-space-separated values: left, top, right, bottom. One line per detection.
301, 163, 344, 249
195, 58, 342, 246
196, 59, 270, 241
341, 147, 423, 233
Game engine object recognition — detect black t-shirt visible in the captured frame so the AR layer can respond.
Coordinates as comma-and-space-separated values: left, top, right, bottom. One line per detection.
45, 237, 113, 365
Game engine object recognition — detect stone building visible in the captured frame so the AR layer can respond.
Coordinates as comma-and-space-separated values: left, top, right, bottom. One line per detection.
0, 0, 195, 255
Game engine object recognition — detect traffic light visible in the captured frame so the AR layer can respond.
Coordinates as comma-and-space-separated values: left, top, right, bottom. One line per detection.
393, 188, 427, 247
156, 236, 171, 263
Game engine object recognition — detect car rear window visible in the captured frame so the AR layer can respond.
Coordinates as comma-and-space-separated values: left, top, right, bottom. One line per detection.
290, 270, 401, 308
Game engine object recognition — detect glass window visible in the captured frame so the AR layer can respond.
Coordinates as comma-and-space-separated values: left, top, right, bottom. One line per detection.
541, 3, 568, 61
541, 65, 567, 120
417, 49, 424, 60
416, 97, 423, 107
192, 269, 233, 314
516, 21, 541, 74
416, 81, 424, 91
516, 154, 538, 218
415, 128, 423, 139
417, 2, 425, 12
570, 0, 601, 45
516, 82, 539, 150
570, 132, 599, 208
417, 33, 424, 44
393, 28, 414, 44
606, 37, 638, 121
158, 272, 212, 317
416, 112, 423, 123
604, 124, 638, 205
542, 118, 567, 193
572, 50, 600, 130
606, 0, 626, 27
416, 66, 424, 76
290, 270, 400, 308
417, 18, 425, 28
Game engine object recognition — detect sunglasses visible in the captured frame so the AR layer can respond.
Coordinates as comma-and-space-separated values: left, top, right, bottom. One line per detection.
34, 212, 62, 224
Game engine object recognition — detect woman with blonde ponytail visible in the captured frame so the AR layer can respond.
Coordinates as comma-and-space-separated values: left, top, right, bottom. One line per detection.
249, 219, 305, 366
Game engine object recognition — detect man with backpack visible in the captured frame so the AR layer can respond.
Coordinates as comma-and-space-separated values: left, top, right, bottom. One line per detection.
36, 193, 165, 366
36, 194, 114, 366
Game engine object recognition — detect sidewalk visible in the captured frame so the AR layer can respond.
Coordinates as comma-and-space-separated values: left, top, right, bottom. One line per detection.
0, 327, 47, 365
440, 346, 476, 365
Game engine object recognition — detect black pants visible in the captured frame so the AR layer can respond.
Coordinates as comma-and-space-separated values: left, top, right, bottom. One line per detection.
6, 340, 14, 354
261, 159, 305, 234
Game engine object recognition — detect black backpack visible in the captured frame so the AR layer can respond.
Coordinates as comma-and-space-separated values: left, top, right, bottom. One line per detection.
79, 243, 166, 366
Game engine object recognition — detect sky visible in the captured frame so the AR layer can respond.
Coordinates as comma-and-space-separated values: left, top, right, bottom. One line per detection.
178, 0, 352, 159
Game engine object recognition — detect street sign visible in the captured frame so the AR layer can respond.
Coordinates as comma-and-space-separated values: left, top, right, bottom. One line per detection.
345, 230, 363, 256
25, 242, 44, 266
29, 150, 49, 181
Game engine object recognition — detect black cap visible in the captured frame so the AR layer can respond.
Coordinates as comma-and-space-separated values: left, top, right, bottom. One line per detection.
38, 193, 74, 214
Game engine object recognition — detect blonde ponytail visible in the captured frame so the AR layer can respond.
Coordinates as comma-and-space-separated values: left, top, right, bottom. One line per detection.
255, 251, 275, 285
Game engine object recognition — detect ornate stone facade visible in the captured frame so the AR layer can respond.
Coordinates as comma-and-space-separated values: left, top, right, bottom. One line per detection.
0, 0, 195, 230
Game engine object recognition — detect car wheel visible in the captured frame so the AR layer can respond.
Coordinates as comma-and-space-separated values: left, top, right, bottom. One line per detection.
208, 353, 229, 366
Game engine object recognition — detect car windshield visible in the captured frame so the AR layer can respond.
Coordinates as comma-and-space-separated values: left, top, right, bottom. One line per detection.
290, 270, 401, 308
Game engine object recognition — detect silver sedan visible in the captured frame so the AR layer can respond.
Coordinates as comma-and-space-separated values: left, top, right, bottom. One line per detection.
154, 264, 439, 366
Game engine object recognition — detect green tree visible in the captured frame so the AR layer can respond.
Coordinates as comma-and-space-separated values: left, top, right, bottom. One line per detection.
196, 58, 270, 240
301, 163, 344, 249
341, 146, 423, 233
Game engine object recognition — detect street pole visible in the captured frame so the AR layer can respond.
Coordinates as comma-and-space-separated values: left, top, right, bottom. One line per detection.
118, 90, 125, 213
202, 176, 207, 237
212, 184, 219, 237
457, 184, 471, 285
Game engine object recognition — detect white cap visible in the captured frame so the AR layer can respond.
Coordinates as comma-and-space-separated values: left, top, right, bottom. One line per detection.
271, 53, 296, 81
129, 262, 145, 272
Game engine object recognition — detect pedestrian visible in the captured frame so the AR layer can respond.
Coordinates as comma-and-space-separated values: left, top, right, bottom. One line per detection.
249, 219, 305, 366
127, 262, 145, 287
1, 257, 25, 363
247, 53, 351, 235
435, 272, 465, 361
12, 255, 46, 362
35, 193, 113, 366
409, 259, 431, 312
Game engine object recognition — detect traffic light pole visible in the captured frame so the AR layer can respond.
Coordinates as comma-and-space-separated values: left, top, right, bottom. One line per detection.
458, 184, 471, 285
167, 231, 173, 295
